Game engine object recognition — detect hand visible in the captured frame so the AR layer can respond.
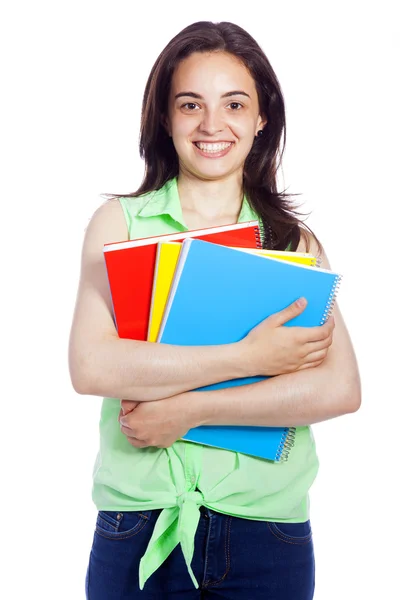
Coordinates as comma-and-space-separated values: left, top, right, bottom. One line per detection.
118, 394, 194, 449
240, 298, 335, 377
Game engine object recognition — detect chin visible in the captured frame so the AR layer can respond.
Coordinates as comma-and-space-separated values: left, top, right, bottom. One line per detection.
183, 157, 242, 180
191, 165, 240, 181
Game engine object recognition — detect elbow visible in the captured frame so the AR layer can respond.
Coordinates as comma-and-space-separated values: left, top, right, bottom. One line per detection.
340, 376, 362, 415
68, 349, 95, 396
322, 373, 361, 419
71, 375, 92, 395
342, 391, 362, 415
70, 359, 105, 396
347, 389, 362, 414
69, 368, 93, 396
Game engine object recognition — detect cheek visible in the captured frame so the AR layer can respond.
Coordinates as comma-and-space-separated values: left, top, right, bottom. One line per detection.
171, 134, 192, 158
171, 115, 196, 137
230, 116, 257, 140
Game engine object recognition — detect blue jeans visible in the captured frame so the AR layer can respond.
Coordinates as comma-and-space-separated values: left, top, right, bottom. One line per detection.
86, 505, 315, 599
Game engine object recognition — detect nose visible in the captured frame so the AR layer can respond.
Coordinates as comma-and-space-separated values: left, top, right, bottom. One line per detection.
198, 108, 224, 136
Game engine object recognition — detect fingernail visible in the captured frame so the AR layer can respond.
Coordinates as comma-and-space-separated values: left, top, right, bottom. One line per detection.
296, 298, 306, 307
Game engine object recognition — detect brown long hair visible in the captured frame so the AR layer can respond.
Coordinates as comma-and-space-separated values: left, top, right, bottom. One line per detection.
104, 21, 321, 253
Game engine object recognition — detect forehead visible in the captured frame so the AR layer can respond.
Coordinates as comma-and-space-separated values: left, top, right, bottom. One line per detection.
170, 51, 256, 94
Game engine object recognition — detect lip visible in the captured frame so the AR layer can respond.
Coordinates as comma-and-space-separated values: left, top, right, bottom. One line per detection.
192, 141, 234, 159
193, 140, 235, 144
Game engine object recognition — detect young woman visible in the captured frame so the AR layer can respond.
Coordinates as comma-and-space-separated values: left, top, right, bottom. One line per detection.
69, 21, 361, 600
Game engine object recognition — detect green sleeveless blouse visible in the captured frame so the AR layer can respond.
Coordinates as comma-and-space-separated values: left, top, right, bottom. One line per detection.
91, 177, 319, 590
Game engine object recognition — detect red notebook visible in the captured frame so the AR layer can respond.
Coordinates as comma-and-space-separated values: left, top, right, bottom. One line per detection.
103, 220, 262, 340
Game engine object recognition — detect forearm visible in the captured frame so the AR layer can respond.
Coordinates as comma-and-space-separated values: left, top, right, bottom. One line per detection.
190, 364, 361, 428
77, 336, 248, 401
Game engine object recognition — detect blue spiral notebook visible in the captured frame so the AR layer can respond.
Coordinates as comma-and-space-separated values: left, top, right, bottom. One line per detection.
157, 239, 342, 461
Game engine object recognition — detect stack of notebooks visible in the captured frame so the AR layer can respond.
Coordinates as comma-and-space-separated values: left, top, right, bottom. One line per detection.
104, 221, 342, 462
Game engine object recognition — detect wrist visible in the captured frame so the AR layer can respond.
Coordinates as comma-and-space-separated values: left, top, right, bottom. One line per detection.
232, 339, 258, 378
185, 390, 215, 427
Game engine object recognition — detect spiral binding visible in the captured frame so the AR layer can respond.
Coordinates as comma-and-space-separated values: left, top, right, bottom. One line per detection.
254, 223, 263, 248
320, 274, 343, 324
276, 427, 296, 462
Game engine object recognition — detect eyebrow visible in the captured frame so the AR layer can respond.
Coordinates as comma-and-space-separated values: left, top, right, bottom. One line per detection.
175, 90, 251, 100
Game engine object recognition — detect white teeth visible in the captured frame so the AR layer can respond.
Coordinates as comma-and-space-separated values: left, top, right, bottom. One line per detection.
195, 142, 232, 153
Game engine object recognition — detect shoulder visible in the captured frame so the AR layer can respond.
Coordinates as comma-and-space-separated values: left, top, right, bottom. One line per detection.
82, 198, 129, 248
86, 196, 126, 227
116, 189, 157, 217
85, 187, 156, 235
296, 227, 330, 270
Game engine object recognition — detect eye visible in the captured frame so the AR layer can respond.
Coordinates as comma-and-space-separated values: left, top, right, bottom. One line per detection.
228, 102, 243, 110
181, 102, 200, 111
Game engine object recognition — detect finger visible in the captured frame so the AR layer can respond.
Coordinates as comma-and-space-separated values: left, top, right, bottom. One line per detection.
119, 424, 136, 437
119, 412, 136, 428
120, 425, 147, 448
128, 438, 148, 448
267, 298, 308, 328
297, 359, 324, 371
301, 333, 333, 356
121, 399, 140, 415
295, 316, 335, 343
301, 348, 329, 365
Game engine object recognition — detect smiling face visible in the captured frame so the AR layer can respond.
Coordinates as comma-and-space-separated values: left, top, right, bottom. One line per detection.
164, 51, 266, 181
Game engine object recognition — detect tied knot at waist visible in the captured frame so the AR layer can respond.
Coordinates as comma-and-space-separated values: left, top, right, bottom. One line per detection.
176, 489, 204, 510
139, 489, 205, 592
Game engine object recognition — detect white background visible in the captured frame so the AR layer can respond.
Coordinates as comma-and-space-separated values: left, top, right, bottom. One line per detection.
1, 1, 399, 598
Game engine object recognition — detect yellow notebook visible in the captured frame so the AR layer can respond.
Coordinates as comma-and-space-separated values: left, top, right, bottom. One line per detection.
147, 242, 318, 342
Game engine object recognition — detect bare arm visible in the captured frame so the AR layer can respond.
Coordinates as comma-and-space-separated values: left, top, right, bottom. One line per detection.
68, 199, 247, 401
68, 204, 336, 402
186, 234, 362, 426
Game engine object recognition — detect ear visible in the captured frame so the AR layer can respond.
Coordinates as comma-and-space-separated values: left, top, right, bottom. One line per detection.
256, 114, 268, 134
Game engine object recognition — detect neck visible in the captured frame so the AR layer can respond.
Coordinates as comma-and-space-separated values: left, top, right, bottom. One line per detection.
176, 170, 244, 224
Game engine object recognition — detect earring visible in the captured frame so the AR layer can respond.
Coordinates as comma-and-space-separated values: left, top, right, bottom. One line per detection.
257, 130, 263, 136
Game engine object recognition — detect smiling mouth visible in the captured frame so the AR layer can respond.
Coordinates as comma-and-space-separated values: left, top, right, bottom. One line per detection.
193, 141, 234, 153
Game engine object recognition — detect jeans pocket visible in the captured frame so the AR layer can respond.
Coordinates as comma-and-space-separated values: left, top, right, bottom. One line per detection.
267, 519, 312, 545
95, 509, 153, 540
